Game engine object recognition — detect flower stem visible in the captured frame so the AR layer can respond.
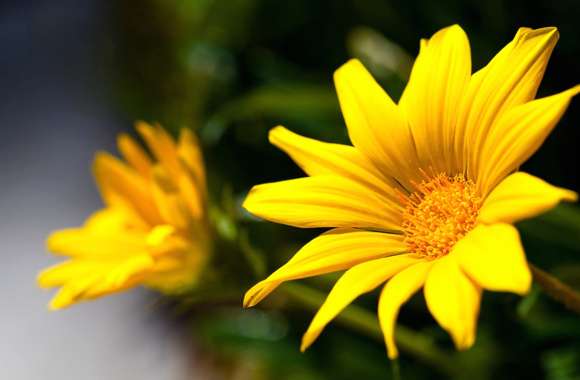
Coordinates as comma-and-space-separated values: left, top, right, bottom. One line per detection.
530, 263, 580, 314
280, 282, 458, 376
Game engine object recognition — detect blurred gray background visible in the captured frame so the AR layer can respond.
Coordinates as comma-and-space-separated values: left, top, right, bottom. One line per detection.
0, 2, 199, 379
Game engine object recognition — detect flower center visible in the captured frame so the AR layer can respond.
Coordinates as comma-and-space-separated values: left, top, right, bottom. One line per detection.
401, 173, 481, 259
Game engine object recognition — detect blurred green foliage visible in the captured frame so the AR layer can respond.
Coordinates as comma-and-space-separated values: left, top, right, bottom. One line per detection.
106, 0, 580, 378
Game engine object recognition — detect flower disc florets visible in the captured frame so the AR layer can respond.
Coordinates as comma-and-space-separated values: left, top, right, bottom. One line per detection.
402, 173, 481, 259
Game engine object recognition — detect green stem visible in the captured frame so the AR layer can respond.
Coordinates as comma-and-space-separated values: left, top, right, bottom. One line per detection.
281, 282, 458, 376
530, 263, 580, 314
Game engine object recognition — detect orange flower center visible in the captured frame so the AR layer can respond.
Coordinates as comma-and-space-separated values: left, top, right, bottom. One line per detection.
401, 173, 481, 259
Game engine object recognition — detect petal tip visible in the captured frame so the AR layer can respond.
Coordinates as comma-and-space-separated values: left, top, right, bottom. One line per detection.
564, 190, 579, 202
48, 293, 71, 311
243, 283, 266, 308
241, 191, 257, 213
268, 125, 290, 144
134, 120, 152, 131
301, 319, 325, 352
519, 26, 559, 45
45, 230, 69, 253
36, 271, 51, 289
451, 327, 476, 351
513, 266, 533, 296
445, 24, 466, 35
135, 121, 156, 141
333, 58, 364, 80
544, 26, 559, 36
45, 233, 58, 252
242, 292, 255, 308
116, 132, 133, 146
387, 346, 399, 360
300, 333, 315, 353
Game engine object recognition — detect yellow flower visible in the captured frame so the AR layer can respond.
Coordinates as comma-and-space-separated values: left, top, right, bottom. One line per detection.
38, 122, 209, 310
242, 25, 579, 358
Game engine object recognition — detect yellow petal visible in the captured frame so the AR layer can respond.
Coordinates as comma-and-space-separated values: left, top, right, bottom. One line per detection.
477, 86, 580, 194
478, 172, 577, 224
150, 166, 189, 229
46, 209, 148, 258
38, 261, 103, 288
243, 228, 408, 307
178, 128, 206, 199
269, 126, 398, 200
47, 272, 102, 310
93, 152, 161, 225
333, 59, 418, 189
39, 254, 154, 309
177, 173, 204, 219
424, 255, 481, 350
47, 227, 146, 258
300, 254, 421, 351
83, 208, 132, 233
378, 261, 433, 359
455, 224, 531, 295
98, 254, 154, 290
136, 121, 182, 180
399, 25, 471, 173
243, 175, 403, 231
144, 245, 206, 293
459, 27, 559, 177
117, 133, 152, 178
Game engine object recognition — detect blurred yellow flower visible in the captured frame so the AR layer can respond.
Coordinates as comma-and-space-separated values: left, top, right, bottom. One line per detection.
242, 25, 579, 357
38, 122, 210, 310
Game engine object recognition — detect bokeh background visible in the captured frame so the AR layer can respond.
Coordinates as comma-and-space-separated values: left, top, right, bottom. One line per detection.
1, 0, 579, 379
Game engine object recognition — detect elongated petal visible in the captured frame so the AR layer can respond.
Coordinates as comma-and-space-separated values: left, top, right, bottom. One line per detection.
301, 254, 422, 351
459, 27, 559, 176
178, 128, 206, 199
478, 86, 580, 194
117, 133, 152, 178
424, 255, 481, 350
150, 166, 189, 229
44, 273, 102, 309
46, 209, 150, 259
39, 254, 154, 310
378, 261, 433, 359
47, 228, 146, 258
93, 152, 161, 225
136, 121, 182, 180
83, 208, 132, 233
399, 25, 471, 173
243, 228, 408, 307
177, 174, 204, 219
334, 59, 418, 188
455, 224, 531, 294
478, 172, 577, 224
269, 126, 398, 200
243, 176, 403, 231
39, 261, 108, 288
38, 254, 152, 294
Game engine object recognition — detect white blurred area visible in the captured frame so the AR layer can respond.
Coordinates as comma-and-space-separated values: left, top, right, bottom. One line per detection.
0, 2, 199, 379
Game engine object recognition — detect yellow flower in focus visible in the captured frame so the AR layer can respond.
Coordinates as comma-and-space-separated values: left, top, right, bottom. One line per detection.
38, 122, 209, 310
242, 25, 579, 357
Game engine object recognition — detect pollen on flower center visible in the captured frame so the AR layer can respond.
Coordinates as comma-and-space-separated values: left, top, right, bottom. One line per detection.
401, 173, 481, 259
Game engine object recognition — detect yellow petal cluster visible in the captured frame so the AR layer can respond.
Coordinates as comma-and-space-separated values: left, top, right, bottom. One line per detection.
243, 25, 578, 357
38, 122, 209, 310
